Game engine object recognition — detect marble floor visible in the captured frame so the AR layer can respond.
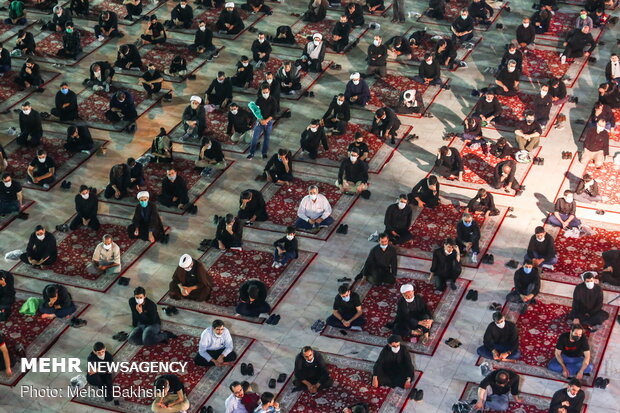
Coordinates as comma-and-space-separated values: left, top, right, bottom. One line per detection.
1, 0, 620, 411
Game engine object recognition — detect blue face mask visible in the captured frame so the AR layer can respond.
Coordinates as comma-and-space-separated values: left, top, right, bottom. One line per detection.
463, 220, 472, 227
523, 267, 532, 274
379, 244, 388, 249
61, 88, 69, 94
139, 200, 148, 207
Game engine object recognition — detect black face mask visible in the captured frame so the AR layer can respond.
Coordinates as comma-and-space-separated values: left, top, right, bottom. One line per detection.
571, 334, 580, 341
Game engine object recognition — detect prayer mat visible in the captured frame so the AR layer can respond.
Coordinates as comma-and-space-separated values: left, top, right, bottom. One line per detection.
0, 200, 34, 231
541, 218, 620, 292
166, 6, 265, 40
3, 131, 107, 191
277, 352, 421, 413
255, 175, 358, 240
536, 9, 604, 43
396, 199, 508, 268
475, 293, 616, 387
0, 70, 60, 113
0, 290, 89, 387
329, 1, 393, 16
578, 109, 620, 147
416, 0, 509, 31
158, 241, 316, 323
8, 214, 158, 292
521, 45, 587, 87
559, 0, 617, 8
292, 120, 412, 173
85, 0, 167, 25
431, 136, 541, 197
235, 54, 331, 101
101, 150, 233, 214
366, 74, 446, 119
467, 91, 565, 137
458, 382, 588, 412
388, 27, 480, 71
72, 322, 254, 412
68, 83, 169, 131
20, 0, 69, 15
14, 26, 108, 66
0, 21, 34, 43
322, 269, 468, 356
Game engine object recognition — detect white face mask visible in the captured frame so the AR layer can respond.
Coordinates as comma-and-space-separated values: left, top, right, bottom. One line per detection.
305, 357, 314, 363
352, 80, 360, 85
536, 235, 545, 242
486, 97, 493, 103
508, 67, 515, 73
597, 126, 605, 133
230, 109, 238, 115
168, 175, 176, 182
567, 389, 577, 399
585, 281, 595, 289
310, 127, 318, 132
540, 90, 548, 97
337, 99, 344, 106
3, 181, 11, 188
444, 248, 452, 255
564, 195, 574, 203
266, 78, 273, 84
205, 144, 212, 150
96, 352, 106, 360
38, 157, 46, 163
286, 235, 294, 241
426, 59, 433, 65
135, 298, 144, 304
22, 109, 31, 115
398, 202, 406, 210
36, 234, 45, 241
523, 23, 530, 28
242, 62, 249, 67
103, 243, 112, 250
390, 345, 400, 353
496, 321, 505, 329
373, 40, 380, 47
508, 50, 515, 55
313, 40, 320, 46
81, 193, 89, 200
341, 295, 350, 302
404, 296, 414, 303
309, 194, 318, 201
461, 14, 467, 19
180, 3, 186, 7
217, 78, 224, 83
199, 26, 206, 31
262, 93, 270, 99
258, 38, 265, 43
350, 156, 358, 163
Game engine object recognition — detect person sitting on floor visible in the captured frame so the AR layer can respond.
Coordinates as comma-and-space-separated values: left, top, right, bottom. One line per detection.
548, 324, 593, 380
397, 89, 424, 115
474, 369, 522, 411
322, 94, 350, 135
0, 173, 26, 220
549, 77, 568, 106
347, 133, 369, 161
386, 35, 412, 61
525, 226, 557, 270
166, 0, 193, 29
293, 347, 333, 393
151, 130, 173, 163
236, 279, 271, 317
217, 3, 244, 35
581, 118, 610, 168
169, 253, 213, 302
114, 44, 142, 71
569, 272, 609, 331
190, 20, 216, 55
361, 233, 397, 285
605, 53, 620, 84
531, 84, 553, 126
384, 194, 413, 245
14, 29, 36, 56
40, 284, 76, 319
128, 286, 173, 346
473, 91, 502, 125
160, 167, 191, 212
16, 101, 43, 147
105, 91, 138, 131
89, 234, 121, 277
70, 185, 100, 231
600, 250, 620, 286
196, 137, 226, 172
515, 111, 542, 152
152, 374, 190, 413
516, 17, 536, 49
451, 8, 474, 44
427, 0, 446, 20
469, 0, 493, 26
413, 53, 442, 85
598, 82, 620, 109
300, 119, 329, 160
345, 72, 371, 106
506, 259, 540, 313
295, 185, 334, 231
326, 283, 365, 331
371, 107, 401, 144
302, 0, 327, 22
104, 163, 130, 200
549, 190, 581, 229
128, 191, 166, 243
299, 33, 326, 73
430, 238, 461, 292
330, 15, 351, 53
127, 158, 145, 191
251, 32, 271, 68
495, 59, 520, 96
214, 214, 243, 250
95, 11, 122, 40
408, 175, 440, 208
588, 102, 615, 130
390, 283, 434, 344
277, 61, 302, 95
549, 379, 585, 413
138, 63, 164, 99
372, 335, 415, 388
263, 149, 293, 184
238, 189, 268, 225
366, 35, 387, 78
195, 319, 237, 366
492, 159, 521, 194
42, 5, 69, 31
5, 0, 26, 26
15, 59, 43, 91
225, 381, 258, 413
139, 15, 166, 45
345, 2, 364, 27
489, 137, 514, 159
0, 271, 15, 321
337, 148, 368, 194
560, 25, 596, 64
273, 226, 298, 268
86, 342, 115, 403
499, 43, 523, 72
467, 188, 500, 217
436, 38, 461, 70
574, 174, 601, 203
231, 55, 254, 89
462, 117, 487, 152
434, 145, 463, 181
456, 212, 481, 264
227, 102, 254, 144
27, 149, 56, 189
180, 96, 206, 142
57, 22, 82, 59
531, 6, 552, 34
477, 311, 521, 361
51, 82, 79, 121
272, 25, 295, 45
65, 125, 93, 153
205, 71, 233, 109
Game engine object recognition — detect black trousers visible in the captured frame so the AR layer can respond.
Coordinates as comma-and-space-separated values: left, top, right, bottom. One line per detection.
324, 118, 347, 134
159, 192, 190, 207
142, 82, 162, 94
363, 265, 396, 285
194, 349, 237, 366
385, 227, 413, 245
456, 234, 480, 254
568, 309, 609, 327
293, 375, 333, 389
268, 170, 293, 182
69, 214, 101, 231
87, 372, 114, 401
16, 131, 42, 147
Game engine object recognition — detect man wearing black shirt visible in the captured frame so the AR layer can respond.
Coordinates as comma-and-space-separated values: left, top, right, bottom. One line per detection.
191, 20, 216, 55
69, 185, 100, 231
263, 149, 293, 183
114, 44, 142, 70
581, 119, 609, 168
236, 279, 271, 317
95, 11, 122, 40
128, 286, 171, 346
468, 0, 493, 25
217, 2, 245, 34
86, 342, 115, 403
493, 159, 520, 193
167, 0, 193, 29
58, 22, 82, 59
500, 44, 523, 72
0, 173, 25, 217
227, 102, 254, 143
16, 101, 43, 147
231, 55, 254, 88
160, 168, 190, 211
456, 213, 480, 263
152, 374, 189, 412
65, 125, 93, 153
549, 379, 585, 413
40, 283, 76, 318
477, 311, 521, 360
15, 59, 43, 90
601, 250, 620, 286
473, 91, 503, 124
27, 150, 56, 189
598, 82, 620, 109
451, 9, 474, 44
51, 83, 79, 121
326, 284, 365, 330
372, 335, 415, 388
525, 226, 557, 269
241, 0, 272, 14
140, 15, 167, 45
549, 77, 568, 105
414, 53, 442, 85
434, 146, 463, 180
251, 32, 271, 67
548, 325, 593, 379
495, 60, 520, 96
515, 112, 542, 152
391, 283, 433, 343
430, 239, 461, 291
238, 189, 268, 224
467, 188, 499, 217
196, 137, 226, 172
331, 15, 351, 53
322, 94, 350, 135
0, 271, 15, 321
206, 71, 233, 109
273, 226, 298, 267
366, 35, 388, 78
533, 84, 553, 125
384, 194, 413, 245
260, 72, 281, 112
293, 347, 333, 393
474, 369, 522, 411
139, 64, 164, 98
248, 86, 277, 159
362, 233, 397, 285
561, 25, 596, 63
300, 119, 328, 160
371, 107, 401, 144
569, 272, 608, 329
347, 133, 369, 161
516, 17, 536, 48
506, 259, 540, 313
408, 176, 440, 208
338, 148, 368, 194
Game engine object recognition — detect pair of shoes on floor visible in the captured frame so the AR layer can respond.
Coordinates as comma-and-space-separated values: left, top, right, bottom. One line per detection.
185, 204, 198, 215
265, 314, 281, 325
594, 377, 610, 389
303, 91, 315, 97
212, 214, 220, 224
408, 388, 424, 401
200, 406, 214, 413
240, 362, 254, 376
336, 224, 348, 234
533, 157, 544, 165
70, 317, 87, 328
268, 373, 288, 388
60, 180, 72, 190
112, 331, 128, 341
118, 276, 130, 286
481, 253, 494, 264
596, 209, 605, 215
16, 211, 29, 220
310, 319, 325, 332
561, 151, 573, 159
159, 233, 170, 244
330, 63, 342, 70
488, 302, 502, 311
406, 133, 420, 141
568, 95, 579, 103
337, 277, 352, 283
445, 337, 462, 348
56, 223, 70, 232
163, 306, 178, 316
465, 289, 478, 301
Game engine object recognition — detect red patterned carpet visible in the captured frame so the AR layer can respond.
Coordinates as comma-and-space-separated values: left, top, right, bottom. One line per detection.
478, 293, 616, 386
542, 219, 620, 291
89, 0, 165, 24
459, 382, 587, 412
166, 6, 264, 39
546, 12, 580, 38
9, 215, 155, 291
322, 269, 468, 356
4, 132, 106, 191
0, 290, 89, 386
0, 70, 60, 112
289, 17, 368, 53
417, 0, 507, 31
522, 48, 571, 79
277, 353, 419, 413
33, 28, 100, 64
159, 241, 315, 322
72, 322, 253, 412
563, 155, 620, 207
611, 108, 620, 145
367, 74, 444, 118
139, 42, 210, 81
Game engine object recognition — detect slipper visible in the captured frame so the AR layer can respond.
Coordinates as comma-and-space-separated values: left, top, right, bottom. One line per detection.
408, 387, 418, 399
268, 378, 276, 389
465, 290, 474, 300
471, 290, 478, 301
337, 277, 352, 283
594, 377, 604, 388
414, 389, 424, 401
112, 331, 127, 341
240, 363, 248, 375
247, 363, 254, 376
265, 314, 276, 325
273, 314, 281, 325
277, 373, 287, 383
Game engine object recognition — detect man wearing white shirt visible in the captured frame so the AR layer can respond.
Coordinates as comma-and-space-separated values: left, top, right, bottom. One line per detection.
194, 319, 237, 367
225, 381, 249, 413
294, 185, 334, 231
88, 234, 121, 276
606, 54, 620, 84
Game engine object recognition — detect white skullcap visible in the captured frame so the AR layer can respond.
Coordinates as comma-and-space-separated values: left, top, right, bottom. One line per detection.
313, 33, 322, 40
403, 89, 415, 100
137, 191, 149, 200
225, 2, 234, 7
190, 95, 201, 103
400, 284, 414, 294
179, 254, 193, 268
350, 72, 360, 80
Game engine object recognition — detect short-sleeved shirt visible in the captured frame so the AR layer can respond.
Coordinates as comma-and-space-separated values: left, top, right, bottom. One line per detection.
332, 291, 362, 314
556, 332, 589, 358
158, 374, 184, 393
29, 157, 56, 177
0, 180, 22, 202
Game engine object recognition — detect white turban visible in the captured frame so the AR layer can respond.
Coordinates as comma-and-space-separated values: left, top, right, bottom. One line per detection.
225, 2, 234, 7
403, 89, 415, 101
400, 284, 414, 294
190, 95, 201, 103
350, 72, 360, 80
313, 33, 322, 40
179, 254, 193, 269
137, 191, 149, 200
